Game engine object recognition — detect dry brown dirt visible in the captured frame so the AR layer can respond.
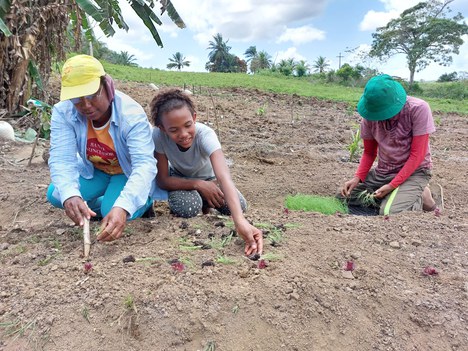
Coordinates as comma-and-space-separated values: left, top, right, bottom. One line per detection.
1, 81, 467, 351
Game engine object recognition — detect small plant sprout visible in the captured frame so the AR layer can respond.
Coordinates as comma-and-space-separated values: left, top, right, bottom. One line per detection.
0, 316, 37, 340
267, 227, 284, 246
124, 294, 137, 313
203, 341, 216, 351
423, 266, 438, 276
232, 304, 240, 314
82, 306, 90, 323
256, 104, 267, 116
215, 255, 236, 265
357, 189, 378, 207
83, 261, 93, 273
343, 261, 355, 271
347, 125, 362, 162
260, 252, 283, 261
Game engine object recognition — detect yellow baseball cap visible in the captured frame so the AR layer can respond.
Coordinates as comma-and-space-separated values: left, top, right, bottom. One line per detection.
60, 55, 105, 101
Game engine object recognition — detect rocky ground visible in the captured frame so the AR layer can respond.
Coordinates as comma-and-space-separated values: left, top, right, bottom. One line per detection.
0, 81, 467, 351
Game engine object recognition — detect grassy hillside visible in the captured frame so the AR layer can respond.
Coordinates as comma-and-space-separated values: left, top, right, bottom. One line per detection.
103, 63, 467, 115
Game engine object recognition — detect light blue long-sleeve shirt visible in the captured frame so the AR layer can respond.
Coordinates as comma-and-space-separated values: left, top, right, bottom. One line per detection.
48, 90, 167, 217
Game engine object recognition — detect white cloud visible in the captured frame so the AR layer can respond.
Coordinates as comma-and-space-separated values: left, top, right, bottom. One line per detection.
359, 0, 421, 31
277, 26, 325, 45
274, 47, 306, 63
172, 0, 328, 42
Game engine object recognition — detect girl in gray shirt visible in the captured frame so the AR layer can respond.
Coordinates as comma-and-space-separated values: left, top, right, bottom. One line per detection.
150, 89, 263, 256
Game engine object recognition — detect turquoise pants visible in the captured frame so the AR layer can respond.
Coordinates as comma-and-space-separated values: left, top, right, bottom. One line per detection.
46, 169, 152, 220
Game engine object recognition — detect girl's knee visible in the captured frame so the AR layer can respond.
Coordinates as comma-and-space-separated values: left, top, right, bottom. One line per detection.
169, 191, 203, 218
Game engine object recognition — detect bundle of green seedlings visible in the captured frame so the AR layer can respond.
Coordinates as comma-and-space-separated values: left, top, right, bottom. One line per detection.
356, 189, 378, 207
285, 194, 348, 215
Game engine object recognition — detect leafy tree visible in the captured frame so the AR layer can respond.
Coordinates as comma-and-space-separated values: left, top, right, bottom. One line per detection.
167, 52, 190, 71
312, 56, 330, 73
295, 60, 310, 77
206, 33, 245, 73
437, 72, 458, 82
0, 0, 185, 114
369, 0, 468, 85
250, 50, 272, 73
336, 63, 364, 82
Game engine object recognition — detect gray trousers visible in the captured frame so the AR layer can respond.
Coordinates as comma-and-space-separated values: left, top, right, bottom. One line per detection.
347, 168, 432, 215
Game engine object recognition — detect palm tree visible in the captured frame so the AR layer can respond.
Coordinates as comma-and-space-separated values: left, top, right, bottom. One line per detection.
206, 33, 232, 72
167, 52, 190, 71
250, 50, 272, 73
244, 46, 257, 62
313, 56, 330, 73
0, 0, 185, 115
112, 51, 138, 66
277, 58, 296, 76
295, 60, 310, 77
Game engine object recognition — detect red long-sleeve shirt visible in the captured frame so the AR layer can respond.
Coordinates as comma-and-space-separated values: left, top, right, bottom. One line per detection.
355, 134, 429, 188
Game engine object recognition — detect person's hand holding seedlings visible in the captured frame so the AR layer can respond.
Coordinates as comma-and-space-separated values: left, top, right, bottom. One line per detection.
374, 183, 395, 199
97, 207, 128, 241
235, 218, 263, 256
64, 196, 96, 226
195, 179, 224, 208
341, 176, 361, 197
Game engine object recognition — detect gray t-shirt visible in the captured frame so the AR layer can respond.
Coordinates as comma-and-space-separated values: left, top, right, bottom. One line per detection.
152, 122, 221, 180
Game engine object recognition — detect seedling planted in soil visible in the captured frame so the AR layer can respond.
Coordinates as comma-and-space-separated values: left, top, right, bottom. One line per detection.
124, 294, 137, 313
260, 252, 283, 261
347, 125, 362, 162
0, 316, 37, 340
215, 255, 237, 265
203, 341, 216, 351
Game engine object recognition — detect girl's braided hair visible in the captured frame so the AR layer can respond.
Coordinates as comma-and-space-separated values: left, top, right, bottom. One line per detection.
150, 88, 196, 127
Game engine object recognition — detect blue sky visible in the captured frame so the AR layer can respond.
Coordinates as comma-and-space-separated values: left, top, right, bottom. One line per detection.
98, 0, 468, 81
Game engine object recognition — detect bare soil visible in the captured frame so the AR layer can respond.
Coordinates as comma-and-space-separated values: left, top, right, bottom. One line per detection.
1, 81, 467, 351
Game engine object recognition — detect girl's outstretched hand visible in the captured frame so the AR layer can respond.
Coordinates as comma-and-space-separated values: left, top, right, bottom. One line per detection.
235, 219, 263, 256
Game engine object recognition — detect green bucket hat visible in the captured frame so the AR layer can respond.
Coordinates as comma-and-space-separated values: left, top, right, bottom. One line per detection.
357, 74, 407, 121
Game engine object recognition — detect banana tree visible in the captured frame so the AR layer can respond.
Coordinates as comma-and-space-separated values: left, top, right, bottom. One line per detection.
0, 0, 185, 116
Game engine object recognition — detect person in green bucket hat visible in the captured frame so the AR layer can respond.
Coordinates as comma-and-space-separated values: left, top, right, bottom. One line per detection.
341, 74, 441, 215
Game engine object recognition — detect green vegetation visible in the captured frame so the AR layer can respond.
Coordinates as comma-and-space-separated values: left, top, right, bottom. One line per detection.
0, 316, 37, 340
260, 252, 283, 261
347, 124, 362, 162
369, 0, 468, 85
356, 190, 378, 207
285, 194, 348, 215
104, 62, 467, 114
215, 255, 237, 265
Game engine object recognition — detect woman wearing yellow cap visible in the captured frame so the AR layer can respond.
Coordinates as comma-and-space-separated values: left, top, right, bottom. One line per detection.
341, 74, 440, 216
46, 55, 167, 241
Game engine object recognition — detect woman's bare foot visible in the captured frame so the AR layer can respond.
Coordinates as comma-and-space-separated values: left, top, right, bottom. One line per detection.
422, 186, 437, 211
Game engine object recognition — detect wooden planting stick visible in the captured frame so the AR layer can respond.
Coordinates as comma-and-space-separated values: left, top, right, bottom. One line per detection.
83, 216, 91, 259
83, 201, 91, 259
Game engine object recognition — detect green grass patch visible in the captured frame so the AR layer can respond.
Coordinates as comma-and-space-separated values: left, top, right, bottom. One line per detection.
285, 194, 348, 215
